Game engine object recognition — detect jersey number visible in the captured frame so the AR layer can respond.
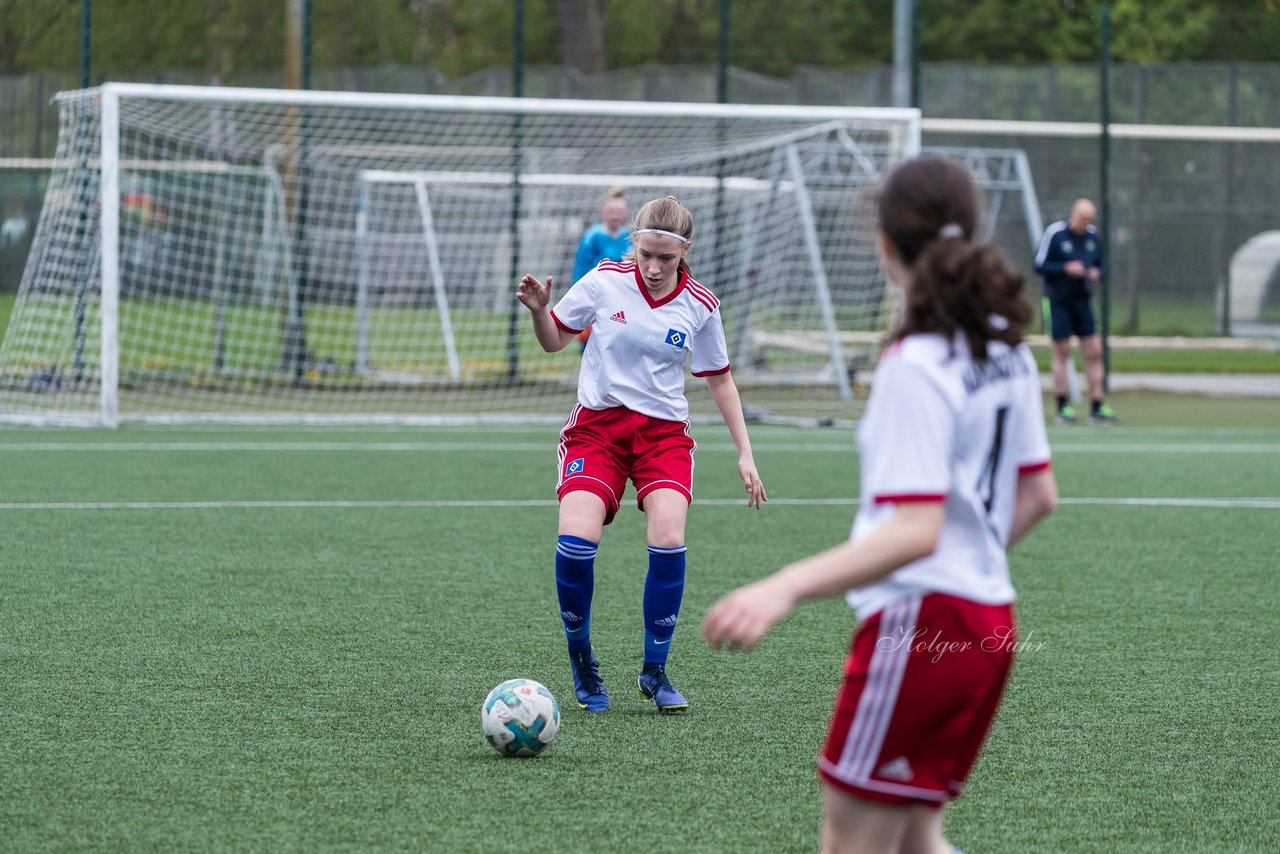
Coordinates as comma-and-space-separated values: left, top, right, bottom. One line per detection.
976, 406, 1009, 516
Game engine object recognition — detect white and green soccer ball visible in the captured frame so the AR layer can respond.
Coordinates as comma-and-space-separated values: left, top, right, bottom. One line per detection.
481, 678, 561, 757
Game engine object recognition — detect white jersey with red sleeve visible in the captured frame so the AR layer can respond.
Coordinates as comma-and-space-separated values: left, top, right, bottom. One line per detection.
549, 261, 729, 422
845, 331, 1051, 619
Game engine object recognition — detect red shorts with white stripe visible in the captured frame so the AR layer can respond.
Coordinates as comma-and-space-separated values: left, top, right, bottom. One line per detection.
557, 404, 695, 525
818, 592, 1016, 808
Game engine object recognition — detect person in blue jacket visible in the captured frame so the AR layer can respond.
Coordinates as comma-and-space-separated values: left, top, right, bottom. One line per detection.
1034, 198, 1117, 424
571, 188, 632, 351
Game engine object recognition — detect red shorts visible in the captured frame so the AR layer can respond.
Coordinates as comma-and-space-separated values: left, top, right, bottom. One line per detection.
557, 404, 695, 525
818, 593, 1017, 808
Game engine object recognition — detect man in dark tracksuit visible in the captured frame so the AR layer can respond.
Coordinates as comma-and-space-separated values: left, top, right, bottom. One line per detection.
1034, 198, 1117, 424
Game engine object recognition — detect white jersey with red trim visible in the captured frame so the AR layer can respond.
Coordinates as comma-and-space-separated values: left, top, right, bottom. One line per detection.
846, 331, 1051, 618
550, 261, 729, 422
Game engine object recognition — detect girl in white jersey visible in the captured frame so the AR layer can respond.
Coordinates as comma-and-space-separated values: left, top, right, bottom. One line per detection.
702, 157, 1059, 854
517, 195, 767, 715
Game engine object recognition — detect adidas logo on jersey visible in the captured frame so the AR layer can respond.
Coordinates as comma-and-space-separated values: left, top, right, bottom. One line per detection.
877, 756, 914, 782
609, 310, 627, 324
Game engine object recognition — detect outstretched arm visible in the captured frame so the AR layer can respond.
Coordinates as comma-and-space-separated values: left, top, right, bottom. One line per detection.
516, 274, 578, 353
704, 371, 766, 509
701, 502, 944, 651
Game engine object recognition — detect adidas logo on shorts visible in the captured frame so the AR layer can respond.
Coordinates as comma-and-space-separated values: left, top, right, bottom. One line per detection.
877, 756, 914, 782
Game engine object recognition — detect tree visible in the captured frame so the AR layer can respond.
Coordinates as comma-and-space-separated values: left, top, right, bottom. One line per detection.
557, 0, 604, 74
1, 0, 1276, 82
921, 0, 1219, 63
1196, 0, 1280, 62
1, 0, 79, 74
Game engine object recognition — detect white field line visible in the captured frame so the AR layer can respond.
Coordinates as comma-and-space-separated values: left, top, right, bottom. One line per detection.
0, 441, 1277, 454
112, 425, 1280, 435
0, 441, 557, 452
83, 424, 1280, 438
1032, 444, 1280, 454
3, 424, 1276, 439
0, 497, 1277, 511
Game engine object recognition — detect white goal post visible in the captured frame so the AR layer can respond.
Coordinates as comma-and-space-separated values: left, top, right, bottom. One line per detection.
0, 83, 919, 426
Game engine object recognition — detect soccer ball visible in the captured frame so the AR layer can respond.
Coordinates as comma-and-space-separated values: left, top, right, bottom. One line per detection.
481, 678, 561, 757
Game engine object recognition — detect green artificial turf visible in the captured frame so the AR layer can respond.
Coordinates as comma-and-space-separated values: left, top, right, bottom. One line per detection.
1, 419, 1278, 851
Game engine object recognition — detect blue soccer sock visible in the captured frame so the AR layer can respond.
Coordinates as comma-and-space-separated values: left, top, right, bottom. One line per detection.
643, 544, 687, 665
555, 535, 598, 653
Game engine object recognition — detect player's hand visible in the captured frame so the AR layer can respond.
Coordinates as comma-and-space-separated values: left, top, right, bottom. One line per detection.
738, 456, 767, 510
516, 274, 553, 312
702, 578, 794, 652
1087, 266, 1101, 282
1064, 260, 1085, 278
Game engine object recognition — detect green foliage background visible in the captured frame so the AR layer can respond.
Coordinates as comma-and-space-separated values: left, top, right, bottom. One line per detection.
3, 0, 1279, 80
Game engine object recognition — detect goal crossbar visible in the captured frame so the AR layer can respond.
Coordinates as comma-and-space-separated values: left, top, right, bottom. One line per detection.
72, 82, 923, 125
361, 170, 779, 191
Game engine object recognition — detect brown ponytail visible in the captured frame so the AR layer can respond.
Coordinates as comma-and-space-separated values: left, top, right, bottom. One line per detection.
879, 157, 1031, 360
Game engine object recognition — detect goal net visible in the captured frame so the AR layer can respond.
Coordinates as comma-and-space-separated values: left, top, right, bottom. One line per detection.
0, 83, 919, 425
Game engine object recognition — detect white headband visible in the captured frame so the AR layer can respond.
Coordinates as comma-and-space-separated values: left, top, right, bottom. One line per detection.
633, 228, 690, 244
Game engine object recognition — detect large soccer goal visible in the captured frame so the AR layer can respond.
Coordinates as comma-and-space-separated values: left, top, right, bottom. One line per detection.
0, 83, 919, 425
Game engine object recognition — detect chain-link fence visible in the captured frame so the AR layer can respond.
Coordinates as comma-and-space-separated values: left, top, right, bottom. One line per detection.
3, 2, 1278, 337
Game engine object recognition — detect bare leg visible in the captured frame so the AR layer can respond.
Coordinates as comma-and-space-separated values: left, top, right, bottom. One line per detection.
641, 487, 689, 548
899, 806, 952, 854
1050, 338, 1074, 400
821, 783, 910, 854
1079, 333, 1105, 403
558, 490, 607, 542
